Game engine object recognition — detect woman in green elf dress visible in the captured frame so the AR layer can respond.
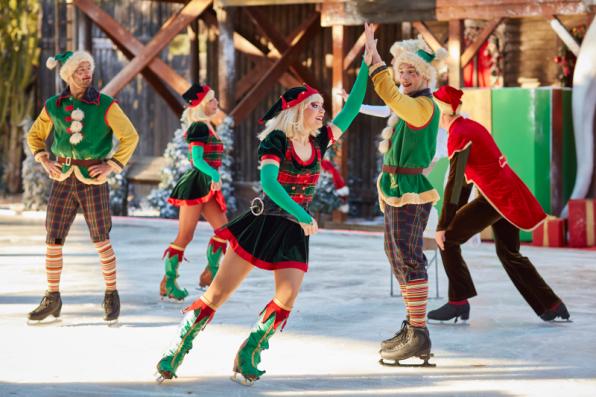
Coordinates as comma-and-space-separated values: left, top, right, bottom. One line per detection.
155, 52, 370, 385
159, 84, 229, 301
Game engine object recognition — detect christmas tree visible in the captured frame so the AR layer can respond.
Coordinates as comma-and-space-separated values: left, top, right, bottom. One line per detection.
21, 119, 51, 211
310, 146, 341, 214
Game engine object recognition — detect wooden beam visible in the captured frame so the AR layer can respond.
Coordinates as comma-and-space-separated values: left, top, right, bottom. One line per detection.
74, 0, 186, 114
343, 24, 378, 71
242, 7, 330, 110
461, 18, 503, 67
549, 14, 581, 56
199, 10, 298, 99
448, 19, 463, 88
102, 0, 212, 96
236, 55, 302, 99
412, 21, 444, 52
229, 12, 320, 124
436, 0, 590, 20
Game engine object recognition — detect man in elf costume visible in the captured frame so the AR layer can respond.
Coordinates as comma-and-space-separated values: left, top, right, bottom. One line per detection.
364, 24, 446, 366
26, 51, 139, 323
429, 85, 570, 323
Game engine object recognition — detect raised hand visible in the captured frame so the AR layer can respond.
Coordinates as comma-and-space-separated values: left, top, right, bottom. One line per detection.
337, 88, 349, 103
364, 22, 381, 66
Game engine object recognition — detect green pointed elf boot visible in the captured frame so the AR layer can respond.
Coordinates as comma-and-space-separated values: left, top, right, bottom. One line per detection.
199, 236, 227, 288
231, 299, 291, 385
156, 297, 215, 381
161, 244, 188, 301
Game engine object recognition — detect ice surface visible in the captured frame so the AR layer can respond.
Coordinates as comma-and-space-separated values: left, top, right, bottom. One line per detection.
1, 214, 594, 397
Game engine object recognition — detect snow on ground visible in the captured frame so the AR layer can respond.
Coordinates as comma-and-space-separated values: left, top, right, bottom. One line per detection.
1, 213, 595, 397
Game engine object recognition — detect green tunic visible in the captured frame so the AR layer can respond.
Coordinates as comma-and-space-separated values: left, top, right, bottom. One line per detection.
378, 100, 440, 209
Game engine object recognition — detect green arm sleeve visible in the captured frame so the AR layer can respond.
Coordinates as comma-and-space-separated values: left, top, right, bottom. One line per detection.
191, 145, 220, 183
260, 163, 313, 224
332, 60, 369, 132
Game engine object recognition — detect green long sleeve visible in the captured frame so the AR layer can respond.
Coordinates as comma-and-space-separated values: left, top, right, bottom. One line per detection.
191, 145, 220, 182
332, 60, 369, 132
260, 163, 312, 224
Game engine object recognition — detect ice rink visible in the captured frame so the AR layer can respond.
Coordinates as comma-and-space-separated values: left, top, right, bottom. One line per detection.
1, 213, 595, 397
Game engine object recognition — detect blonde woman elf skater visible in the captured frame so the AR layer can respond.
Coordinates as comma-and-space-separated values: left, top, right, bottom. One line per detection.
159, 84, 229, 301
155, 54, 370, 385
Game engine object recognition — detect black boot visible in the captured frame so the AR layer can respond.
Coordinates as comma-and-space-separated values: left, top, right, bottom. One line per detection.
540, 302, 570, 321
28, 291, 62, 321
379, 323, 434, 367
427, 301, 470, 323
380, 320, 409, 351
103, 290, 120, 322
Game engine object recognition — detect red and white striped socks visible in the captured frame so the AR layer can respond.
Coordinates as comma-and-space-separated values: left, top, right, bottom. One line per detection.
46, 244, 63, 292
95, 241, 117, 291
406, 279, 429, 328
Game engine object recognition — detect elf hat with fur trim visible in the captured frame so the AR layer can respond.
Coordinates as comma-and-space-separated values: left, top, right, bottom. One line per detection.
46, 51, 95, 82
433, 85, 464, 115
259, 84, 319, 124
182, 83, 214, 108
389, 38, 447, 87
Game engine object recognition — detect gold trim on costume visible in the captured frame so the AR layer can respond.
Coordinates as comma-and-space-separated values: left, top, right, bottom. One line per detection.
376, 174, 439, 213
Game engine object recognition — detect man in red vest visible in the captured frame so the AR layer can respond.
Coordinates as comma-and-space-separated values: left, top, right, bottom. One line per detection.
428, 85, 569, 323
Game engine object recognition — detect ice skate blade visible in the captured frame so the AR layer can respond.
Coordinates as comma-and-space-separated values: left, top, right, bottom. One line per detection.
428, 318, 469, 325
379, 353, 436, 368
155, 371, 171, 384
230, 372, 255, 386
27, 317, 62, 326
160, 296, 186, 303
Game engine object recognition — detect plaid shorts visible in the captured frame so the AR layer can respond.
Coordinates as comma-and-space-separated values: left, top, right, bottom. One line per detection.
384, 202, 431, 284
46, 175, 112, 245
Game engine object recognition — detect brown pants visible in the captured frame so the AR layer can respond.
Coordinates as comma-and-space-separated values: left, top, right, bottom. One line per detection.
441, 194, 561, 316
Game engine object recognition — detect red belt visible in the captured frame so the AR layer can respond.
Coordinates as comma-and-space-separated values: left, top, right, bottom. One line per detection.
57, 157, 103, 167
382, 165, 423, 175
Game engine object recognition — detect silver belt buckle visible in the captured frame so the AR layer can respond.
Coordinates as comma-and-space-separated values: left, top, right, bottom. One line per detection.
250, 197, 264, 216
65, 157, 72, 166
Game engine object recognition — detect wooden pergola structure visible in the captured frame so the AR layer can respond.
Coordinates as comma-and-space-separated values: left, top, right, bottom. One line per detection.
68, 0, 593, 216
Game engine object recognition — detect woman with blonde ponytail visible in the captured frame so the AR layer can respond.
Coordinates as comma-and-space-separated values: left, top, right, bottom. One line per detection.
155, 40, 370, 385
159, 84, 229, 302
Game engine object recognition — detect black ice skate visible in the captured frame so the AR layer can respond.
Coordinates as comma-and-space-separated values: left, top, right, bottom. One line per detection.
380, 320, 409, 351
379, 323, 435, 367
103, 290, 120, 324
427, 301, 470, 323
540, 302, 571, 322
28, 291, 62, 323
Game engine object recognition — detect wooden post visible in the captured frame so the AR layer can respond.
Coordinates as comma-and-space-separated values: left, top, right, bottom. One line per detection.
402, 21, 412, 40
189, 19, 200, 83
332, 24, 348, 223
77, 11, 93, 52
216, 5, 235, 113
448, 19, 463, 88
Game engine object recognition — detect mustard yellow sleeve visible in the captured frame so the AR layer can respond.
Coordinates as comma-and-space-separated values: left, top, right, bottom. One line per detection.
105, 102, 139, 172
371, 68, 434, 128
27, 107, 53, 162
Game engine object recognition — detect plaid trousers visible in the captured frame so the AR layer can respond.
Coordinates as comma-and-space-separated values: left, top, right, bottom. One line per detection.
46, 175, 112, 245
383, 202, 432, 284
